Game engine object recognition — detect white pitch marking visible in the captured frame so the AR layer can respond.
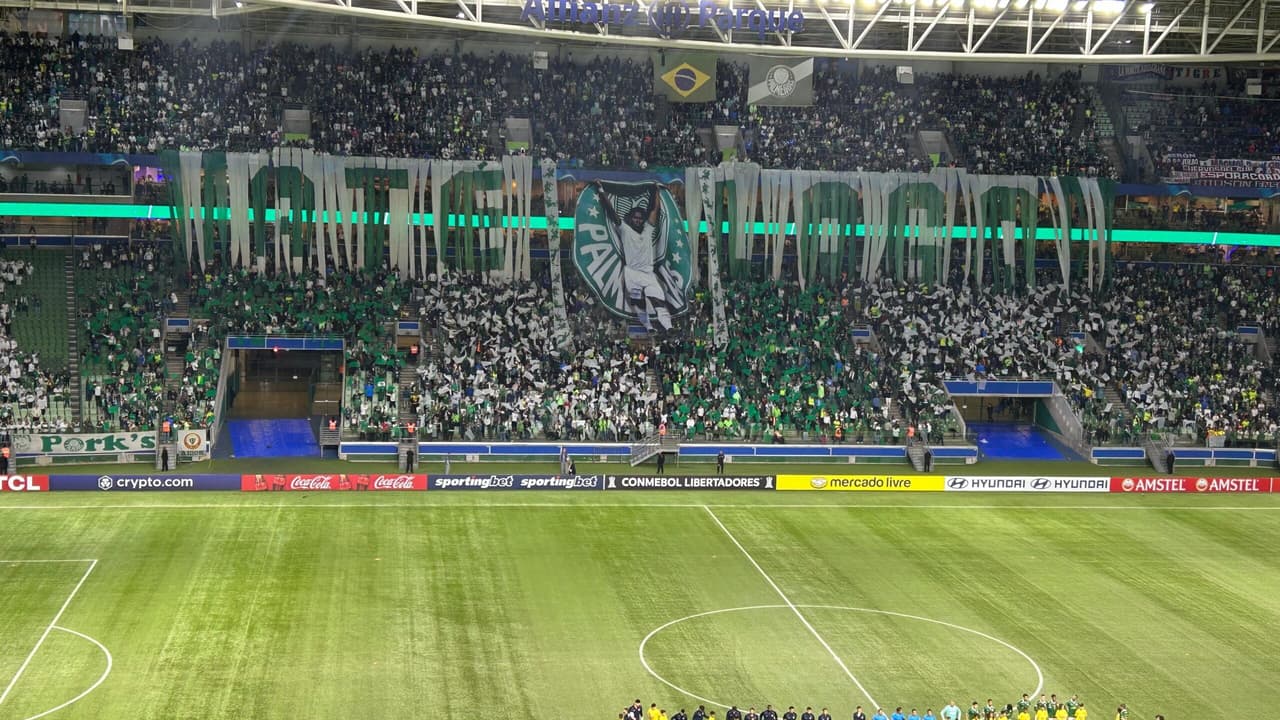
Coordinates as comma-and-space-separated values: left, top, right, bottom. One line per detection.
0, 560, 102, 564
19, 626, 113, 720
702, 505, 880, 709
639, 605, 1045, 709
0, 559, 98, 707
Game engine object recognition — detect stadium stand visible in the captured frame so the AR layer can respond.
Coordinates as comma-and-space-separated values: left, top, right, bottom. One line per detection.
76, 242, 171, 431
0, 34, 1114, 176
3, 34, 1279, 456
190, 264, 409, 343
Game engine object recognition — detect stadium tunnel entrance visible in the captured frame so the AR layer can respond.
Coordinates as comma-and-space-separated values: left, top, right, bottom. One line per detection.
216, 346, 341, 458
953, 396, 1083, 462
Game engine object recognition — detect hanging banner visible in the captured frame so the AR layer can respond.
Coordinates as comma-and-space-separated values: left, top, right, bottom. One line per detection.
747, 57, 815, 106
572, 180, 692, 332
543, 160, 575, 352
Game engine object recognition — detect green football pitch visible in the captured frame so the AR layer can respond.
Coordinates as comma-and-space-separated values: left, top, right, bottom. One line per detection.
1, 490, 1278, 720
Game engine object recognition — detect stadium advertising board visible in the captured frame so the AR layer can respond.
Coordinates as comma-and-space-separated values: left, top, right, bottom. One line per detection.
1109, 477, 1275, 493
776, 474, 945, 491
240, 474, 429, 491
0, 474, 49, 492
12, 431, 156, 455
51, 474, 242, 491
944, 476, 1110, 493
604, 475, 774, 490
427, 474, 604, 491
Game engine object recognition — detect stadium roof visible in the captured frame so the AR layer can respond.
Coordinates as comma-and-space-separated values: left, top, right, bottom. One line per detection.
6, 0, 1280, 63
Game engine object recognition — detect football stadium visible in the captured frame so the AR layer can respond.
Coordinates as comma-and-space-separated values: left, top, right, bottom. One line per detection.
2, 0, 1280, 717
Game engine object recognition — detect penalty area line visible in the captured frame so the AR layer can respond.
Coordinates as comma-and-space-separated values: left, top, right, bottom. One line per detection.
0, 559, 99, 707
702, 505, 880, 709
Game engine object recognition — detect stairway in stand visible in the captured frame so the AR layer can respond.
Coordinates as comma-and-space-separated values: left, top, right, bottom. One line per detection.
163, 333, 186, 407
1102, 383, 1132, 426
63, 253, 83, 428
397, 363, 418, 423
906, 441, 928, 472
170, 286, 191, 316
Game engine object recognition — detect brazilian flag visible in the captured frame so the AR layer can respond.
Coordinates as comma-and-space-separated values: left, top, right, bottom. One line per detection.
654, 53, 716, 102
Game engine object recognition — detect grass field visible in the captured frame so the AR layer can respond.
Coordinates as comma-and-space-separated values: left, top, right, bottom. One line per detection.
1, 489, 1278, 720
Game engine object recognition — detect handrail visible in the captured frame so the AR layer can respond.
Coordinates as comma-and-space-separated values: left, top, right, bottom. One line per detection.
207, 339, 234, 454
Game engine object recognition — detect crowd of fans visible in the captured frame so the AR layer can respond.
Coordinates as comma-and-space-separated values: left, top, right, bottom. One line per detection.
0, 33, 1115, 177
77, 241, 171, 431
0, 343, 72, 432
393, 274, 659, 442
190, 263, 409, 343
1092, 264, 1280, 446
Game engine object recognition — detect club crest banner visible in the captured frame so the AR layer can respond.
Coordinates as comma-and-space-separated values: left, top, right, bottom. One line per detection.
573, 181, 692, 330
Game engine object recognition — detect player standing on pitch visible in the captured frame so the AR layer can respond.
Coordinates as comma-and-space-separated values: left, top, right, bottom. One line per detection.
853, 706, 867, 720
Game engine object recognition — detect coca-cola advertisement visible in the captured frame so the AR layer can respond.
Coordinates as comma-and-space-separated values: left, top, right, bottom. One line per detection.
240, 474, 428, 491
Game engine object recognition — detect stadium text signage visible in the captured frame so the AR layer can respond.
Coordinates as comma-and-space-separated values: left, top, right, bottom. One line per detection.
0, 475, 48, 492
605, 475, 773, 490
428, 474, 603, 490
944, 476, 1110, 493
13, 432, 156, 455
520, 0, 804, 38
776, 474, 945, 491
1109, 477, 1275, 493
1162, 154, 1280, 188
241, 474, 429, 491
50, 474, 242, 491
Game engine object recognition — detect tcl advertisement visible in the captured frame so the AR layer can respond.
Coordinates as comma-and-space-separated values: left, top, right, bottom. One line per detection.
0, 474, 49, 492
1110, 477, 1275, 493
240, 474, 428, 491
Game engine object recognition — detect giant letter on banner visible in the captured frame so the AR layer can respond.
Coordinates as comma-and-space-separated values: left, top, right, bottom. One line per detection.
684, 167, 702, 286
542, 159, 574, 352
698, 168, 729, 347
179, 151, 204, 270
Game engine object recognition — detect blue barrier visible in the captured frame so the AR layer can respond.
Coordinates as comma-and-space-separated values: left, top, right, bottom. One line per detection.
226, 335, 344, 351
943, 380, 1055, 396
338, 441, 979, 464
1091, 447, 1146, 460
1237, 325, 1261, 336
1091, 445, 1276, 466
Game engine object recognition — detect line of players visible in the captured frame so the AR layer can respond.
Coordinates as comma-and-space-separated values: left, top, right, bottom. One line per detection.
623, 695, 1150, 720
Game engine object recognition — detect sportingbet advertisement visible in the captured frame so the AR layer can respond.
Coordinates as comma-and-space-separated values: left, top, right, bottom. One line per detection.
427, 474, 603, 490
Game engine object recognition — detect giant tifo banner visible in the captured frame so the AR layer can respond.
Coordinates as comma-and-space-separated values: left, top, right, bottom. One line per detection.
1161, 154, 1280, 188
12, 432, 157, 455
161, 150, 1117, 299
